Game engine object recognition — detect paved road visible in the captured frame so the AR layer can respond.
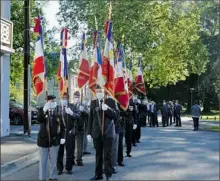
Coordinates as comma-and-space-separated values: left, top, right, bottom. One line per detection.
2, 122, 219, 180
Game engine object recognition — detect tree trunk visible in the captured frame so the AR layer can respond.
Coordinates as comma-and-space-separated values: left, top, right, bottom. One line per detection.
203, 97, 211, 113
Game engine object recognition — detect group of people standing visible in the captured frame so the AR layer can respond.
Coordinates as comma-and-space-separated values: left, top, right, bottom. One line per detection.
36, 87, 148, 181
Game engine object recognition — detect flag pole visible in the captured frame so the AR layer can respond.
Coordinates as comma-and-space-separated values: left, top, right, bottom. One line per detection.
102, 0, 112, 136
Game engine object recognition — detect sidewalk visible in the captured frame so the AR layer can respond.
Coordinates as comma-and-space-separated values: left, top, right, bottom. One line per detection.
1, 125, 39, 177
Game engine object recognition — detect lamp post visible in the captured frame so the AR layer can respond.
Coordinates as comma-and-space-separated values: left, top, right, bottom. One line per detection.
190, 88, 195, 109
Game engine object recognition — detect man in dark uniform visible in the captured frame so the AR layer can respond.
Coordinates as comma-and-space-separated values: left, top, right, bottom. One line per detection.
88, 87, 118, 181
57, 92, 81, 175
73, 91, 89, 166
173, 100, 176, 124
175, 100, 182, 127
161, 100, 169, 127
124, 99, 137, 157
168, 101, 173, 126
117, 108, 126, 167
37, 95, 66, 180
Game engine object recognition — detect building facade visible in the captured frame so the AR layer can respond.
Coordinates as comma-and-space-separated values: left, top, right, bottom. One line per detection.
1, 0, 14, 137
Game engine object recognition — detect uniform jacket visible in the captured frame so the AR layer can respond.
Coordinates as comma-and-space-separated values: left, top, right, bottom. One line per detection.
37, 107, 66, 148
175, 104, 182, 116
57, 104, 81, 136
122, 100, 137, 125
74, 103, 89, 135
138, 103, 148, 126
161, 104, 168, 117
88, 97, 118, 139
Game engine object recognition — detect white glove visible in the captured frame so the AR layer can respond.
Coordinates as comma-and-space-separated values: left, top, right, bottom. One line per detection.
138, 99, 141, 104
133, 124, 137, 130
79, 105, 84, 112
60, 138, 65, 145
87, 135, 92, 142
102, 104, 109, 111
65, 107, 73, 116
43, 102, 50, 112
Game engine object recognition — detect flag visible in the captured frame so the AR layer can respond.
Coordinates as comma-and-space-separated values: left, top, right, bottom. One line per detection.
128, 57, 134, 99
102, 20, 115, 97
32, 16, 45, 97
114, 43, 129, 110
135, 56, 146, 95
57, 28, 68, 97
77, 33, 90, 89
88, 31, 101, 95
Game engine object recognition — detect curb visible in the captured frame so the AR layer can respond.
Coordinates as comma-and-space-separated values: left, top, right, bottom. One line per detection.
1, 150, 39, 178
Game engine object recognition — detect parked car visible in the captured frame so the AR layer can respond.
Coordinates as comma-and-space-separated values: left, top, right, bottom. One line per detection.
9, 101, 39, 125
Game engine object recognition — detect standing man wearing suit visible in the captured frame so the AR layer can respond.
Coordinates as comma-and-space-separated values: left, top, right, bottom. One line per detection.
88, 86, 118, 181
57, 92, 81, 175
161, 100, 169, 127
124, 99, 137, 157
73, 91, 89, 166
175, 100, 182, 127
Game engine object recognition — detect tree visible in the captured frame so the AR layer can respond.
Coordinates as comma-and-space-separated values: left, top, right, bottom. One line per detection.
57, 0, 208, 88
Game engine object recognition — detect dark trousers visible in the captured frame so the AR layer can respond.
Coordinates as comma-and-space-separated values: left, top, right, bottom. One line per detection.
93, 136, 113, 177
176, 115, 181, 126
150, 113, 155, 127
193, 117, 199, 130
173, 113, 176, 123
147, 112, 151, 124
118, 132, 124, 164
75, 134, 84, 163
125, 123, 133, 154
168, 114, 172, 125
136, 125, 141, 141
57, 133, 75, 172
132, 129, 136, 145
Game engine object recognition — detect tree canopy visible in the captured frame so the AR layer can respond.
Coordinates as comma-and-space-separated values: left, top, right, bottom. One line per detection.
58, 0, 209, 88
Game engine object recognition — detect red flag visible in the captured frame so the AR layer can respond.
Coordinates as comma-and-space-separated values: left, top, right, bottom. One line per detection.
135, 56, 146, 95
102, 20, 115, 97
77, 33, 90, 89
32, 16, 45, 97
128, 57, 134, 99
114, 43, 129, 110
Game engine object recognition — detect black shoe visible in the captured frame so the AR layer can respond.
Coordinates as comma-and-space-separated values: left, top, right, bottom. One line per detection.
112, 167, 117, 174
127, 154, 132, 157
77, 162, 84, 166
193, 128, 196, 131
118, 162, 125, 167
83, 151, 91, 155
106, 177, 112, 180
133, 144, 137, 146
90, 175, 103, 180
57, 170, 63, 175
49, 179, 58, 181
137, 140, 140, 143
67, 170, 73, 174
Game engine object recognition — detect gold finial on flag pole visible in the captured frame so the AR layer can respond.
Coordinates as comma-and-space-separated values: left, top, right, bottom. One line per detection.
108, 1, 112, 20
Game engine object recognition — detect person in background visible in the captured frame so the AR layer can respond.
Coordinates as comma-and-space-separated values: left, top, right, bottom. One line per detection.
125, 99, 137, 155
168, 101, 173, 126
73, 91, 88, 166
117, 108, 126, 167
175, 100, 182, 127
37, 95, 65, 181
83, 100, 91, 155
57, 92, 81, 175
191, 100, 202, 131
173, 100, 176, 124
161, 100, 168, 127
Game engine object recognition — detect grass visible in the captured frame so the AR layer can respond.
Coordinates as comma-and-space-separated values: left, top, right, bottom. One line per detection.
204, 126, 220, 132
182, 110, 220, 121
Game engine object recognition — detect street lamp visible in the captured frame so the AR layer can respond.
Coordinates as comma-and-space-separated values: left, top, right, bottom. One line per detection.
190, 88, 195, 109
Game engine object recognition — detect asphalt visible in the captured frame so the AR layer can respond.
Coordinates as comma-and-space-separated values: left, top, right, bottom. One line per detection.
1, 118, 219, 180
